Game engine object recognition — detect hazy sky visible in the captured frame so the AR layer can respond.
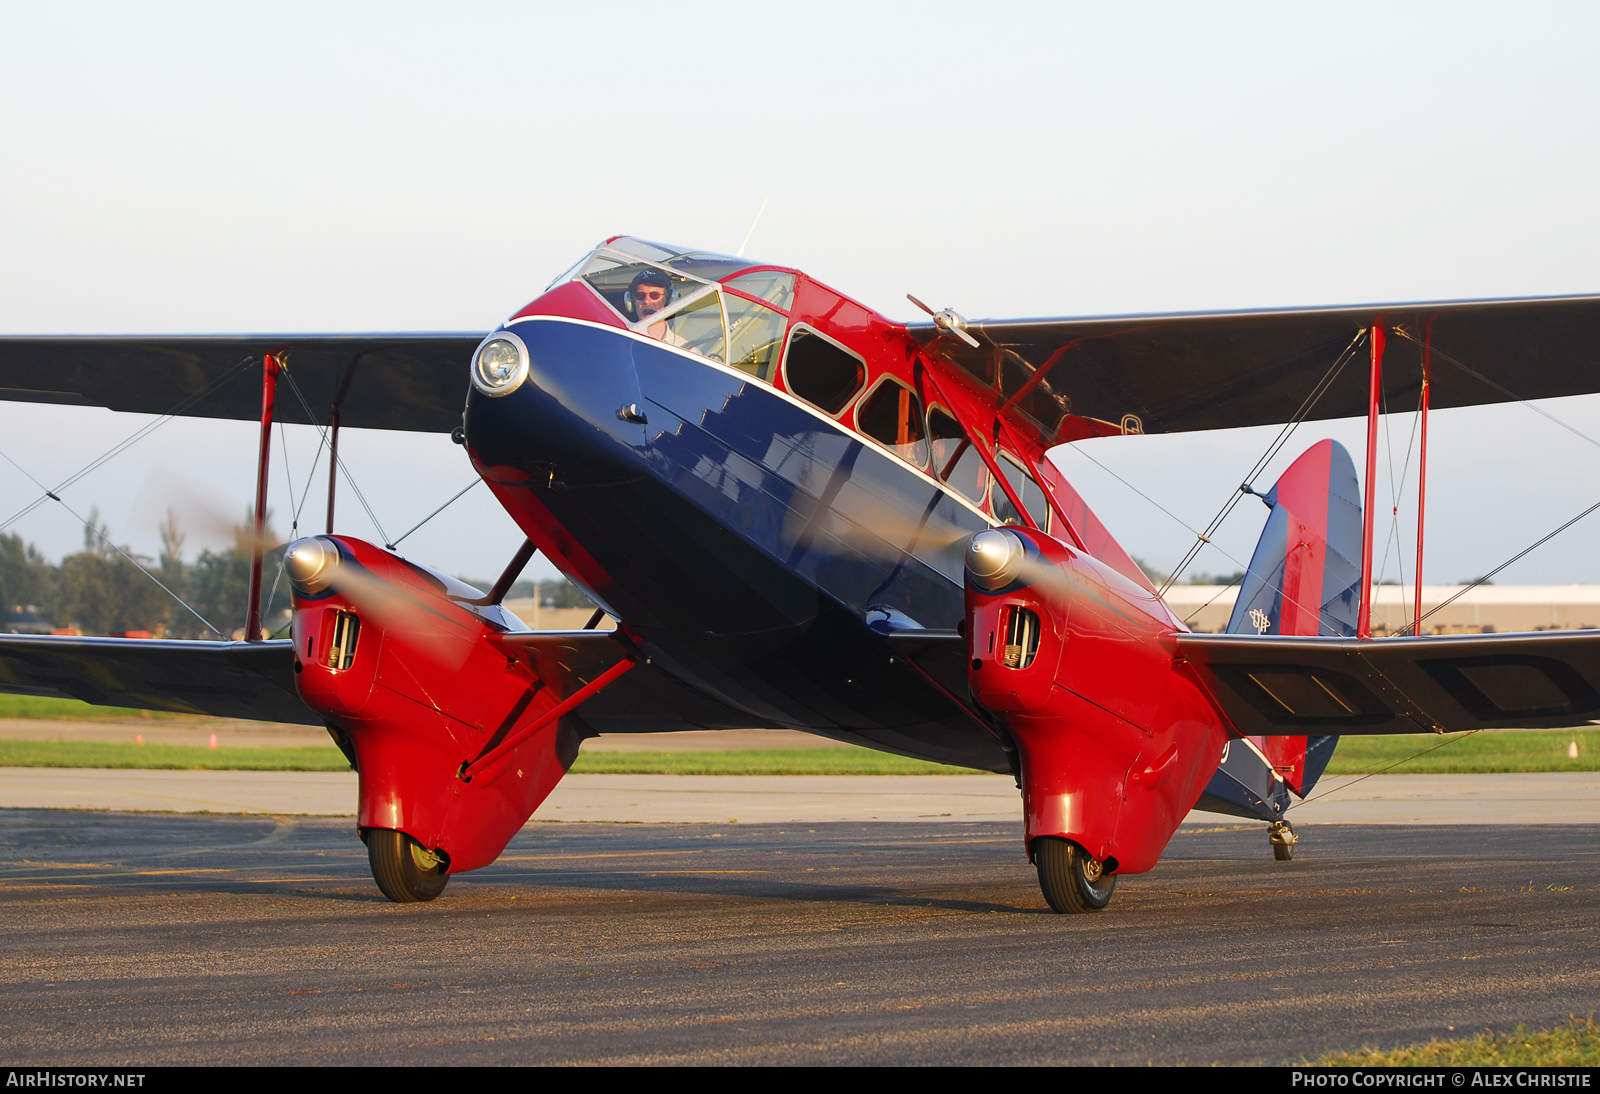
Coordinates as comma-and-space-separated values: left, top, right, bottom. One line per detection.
2, 3, 1599, 588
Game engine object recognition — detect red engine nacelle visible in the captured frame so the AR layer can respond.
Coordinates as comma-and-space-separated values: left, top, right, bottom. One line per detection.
287, 536, 587, 874
965, 527, 1230, 875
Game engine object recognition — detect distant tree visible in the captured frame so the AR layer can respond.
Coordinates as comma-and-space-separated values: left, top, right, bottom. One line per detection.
1132, 556, 1171, 588
0, 532, 56, 618
52, 509, 176, 635
188, 510, 287, 639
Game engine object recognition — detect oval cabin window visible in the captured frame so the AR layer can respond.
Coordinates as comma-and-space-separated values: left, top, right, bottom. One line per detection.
784, 327, 866, 416
856, 379, 929, 469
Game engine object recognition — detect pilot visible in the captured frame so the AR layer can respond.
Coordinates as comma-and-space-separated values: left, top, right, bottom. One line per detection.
628, 268, 686, 346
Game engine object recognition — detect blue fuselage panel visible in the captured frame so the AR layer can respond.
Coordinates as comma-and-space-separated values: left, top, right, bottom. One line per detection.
465, 318, 1003, 771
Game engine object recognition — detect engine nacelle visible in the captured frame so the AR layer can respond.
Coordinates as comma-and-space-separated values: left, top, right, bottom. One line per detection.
965, 528, 1229, 874
287, 536, 582, 873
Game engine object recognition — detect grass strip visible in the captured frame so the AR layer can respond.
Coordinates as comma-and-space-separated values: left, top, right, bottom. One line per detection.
1324, 728, 1598, 774
567, 748, 987, 775
0, 728, 1592, 775
0, 739, 984, 775
0, 739, 351, 771
0, 695, 183, 721
1317, 1019, 1599, 1066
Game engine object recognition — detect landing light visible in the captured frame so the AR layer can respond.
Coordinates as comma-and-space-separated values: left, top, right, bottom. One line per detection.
471, 331, 529, 397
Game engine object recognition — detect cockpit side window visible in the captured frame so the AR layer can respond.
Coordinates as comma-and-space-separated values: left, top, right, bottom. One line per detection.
581, 257, 698, 324
725, 294, 786, 380
783, 327, 865, 416
857, 378, 929, 469
928, 407, 987, 505
659, 291, 727, 362
990, 452, 1051, 532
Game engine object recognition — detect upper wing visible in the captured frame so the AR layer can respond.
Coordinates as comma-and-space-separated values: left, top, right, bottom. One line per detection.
0, 334, 484, 433
1179, 630, 1600, 735
911, 294, 1600, 447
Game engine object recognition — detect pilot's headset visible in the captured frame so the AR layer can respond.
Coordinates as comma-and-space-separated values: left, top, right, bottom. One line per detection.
625, 268, 676, 321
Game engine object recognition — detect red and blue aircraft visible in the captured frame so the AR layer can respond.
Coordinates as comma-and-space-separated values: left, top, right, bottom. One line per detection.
4, 236, 1600, 911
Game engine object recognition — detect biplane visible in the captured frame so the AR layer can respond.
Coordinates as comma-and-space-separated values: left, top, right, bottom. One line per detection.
3, 235, 1600, 912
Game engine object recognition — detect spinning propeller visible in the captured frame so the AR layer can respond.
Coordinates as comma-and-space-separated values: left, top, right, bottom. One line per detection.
907, 294, 980, 349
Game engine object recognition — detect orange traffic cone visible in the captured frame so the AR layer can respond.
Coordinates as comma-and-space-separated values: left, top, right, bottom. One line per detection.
209, 733, 218, 750
135, 734, 143, 746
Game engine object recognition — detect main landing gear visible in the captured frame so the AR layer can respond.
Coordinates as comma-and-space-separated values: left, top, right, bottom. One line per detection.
367, 828, 451, 902
1034, 837, 1117, 913
1268, 819, 1298, 861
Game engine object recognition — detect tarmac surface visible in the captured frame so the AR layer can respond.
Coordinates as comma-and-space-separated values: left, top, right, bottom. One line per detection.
1, 810, 1596, 1066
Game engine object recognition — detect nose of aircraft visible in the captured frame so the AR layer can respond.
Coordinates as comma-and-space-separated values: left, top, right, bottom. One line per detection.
464, 319, 649, 477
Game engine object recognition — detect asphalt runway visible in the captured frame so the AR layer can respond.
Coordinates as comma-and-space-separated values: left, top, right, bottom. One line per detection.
1, 812, 1597, 1066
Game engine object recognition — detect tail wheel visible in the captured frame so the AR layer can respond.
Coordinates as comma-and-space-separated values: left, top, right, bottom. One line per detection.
1033, 837, 1116, 914
1269, 819, 1298, 862
367, 828, 450, 903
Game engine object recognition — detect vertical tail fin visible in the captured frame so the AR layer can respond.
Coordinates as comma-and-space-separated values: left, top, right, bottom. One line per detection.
1196, 439, 1361, 819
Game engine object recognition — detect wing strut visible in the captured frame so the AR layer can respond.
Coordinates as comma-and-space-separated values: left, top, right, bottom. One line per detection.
914, 356, 1086, 550
1357, 325, 1383, 638
1411, 320, 1433, 634
245, 353, 281, 642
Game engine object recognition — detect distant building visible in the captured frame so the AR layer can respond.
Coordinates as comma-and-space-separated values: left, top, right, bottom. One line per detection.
1163, 585, 1600, 635
3, 606, 53, 635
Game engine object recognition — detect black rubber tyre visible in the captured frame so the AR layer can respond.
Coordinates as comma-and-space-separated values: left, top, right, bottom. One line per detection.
367, 828, 450, 903
1269, 820, 1297, 862
1034, 837, 1116, 913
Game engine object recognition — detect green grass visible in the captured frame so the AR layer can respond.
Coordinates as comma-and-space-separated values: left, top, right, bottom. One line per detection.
1325, 728, 1599, 774
0, 694, 182, 721
0, 739, 351, 771
566, 748, 986, 775
1317, 1019, 1600, 1066
0, 740, 983, 774
0, 727, 1592, 776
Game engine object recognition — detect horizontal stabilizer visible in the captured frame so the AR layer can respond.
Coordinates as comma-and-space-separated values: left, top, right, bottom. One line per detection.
1180, 629, 1600, 735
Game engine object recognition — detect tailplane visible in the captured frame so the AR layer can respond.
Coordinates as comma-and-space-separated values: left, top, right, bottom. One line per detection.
1195, 438, 1361, 821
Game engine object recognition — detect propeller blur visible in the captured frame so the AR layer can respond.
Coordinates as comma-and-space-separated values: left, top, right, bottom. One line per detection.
4, 235, 1600, 910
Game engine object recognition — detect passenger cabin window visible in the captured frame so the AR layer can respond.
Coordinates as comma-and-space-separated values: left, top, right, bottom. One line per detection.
784, 327, 865, 416
724, 293, 786, 380
991, 453, 1051, 531
928, 407, 987, 505
857, 380, 929, 469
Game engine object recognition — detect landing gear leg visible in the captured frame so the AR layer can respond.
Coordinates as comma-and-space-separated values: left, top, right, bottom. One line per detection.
1268, 819, 1298, 861
1033, 837, 1117, 913
367, 828, 451, 902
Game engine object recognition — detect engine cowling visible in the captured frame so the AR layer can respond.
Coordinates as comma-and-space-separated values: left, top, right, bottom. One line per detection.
287, 535, 583, 873
964, 527, 1229, 875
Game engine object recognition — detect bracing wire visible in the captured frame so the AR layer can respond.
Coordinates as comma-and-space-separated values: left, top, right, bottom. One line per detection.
262, 418, 332, 632
1060, 443, 1329, 629
0, 357, 257, 536
274, 364, 391, 544
1159, 329, 1368, 595
0, 447, 221, 637
385, 479, 482, 551
1291, 730, 1483, 809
